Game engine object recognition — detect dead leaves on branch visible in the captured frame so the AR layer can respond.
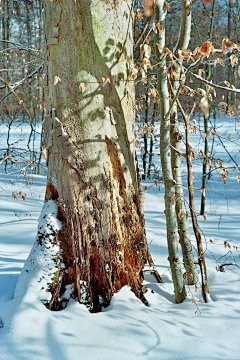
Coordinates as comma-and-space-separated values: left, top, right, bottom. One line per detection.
153, 22, 164, 38
193, 41, 215, 59
222, 38, 240, 55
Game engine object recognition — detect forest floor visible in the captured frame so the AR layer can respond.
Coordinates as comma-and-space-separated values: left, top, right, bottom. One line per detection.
0, 115, 240, 359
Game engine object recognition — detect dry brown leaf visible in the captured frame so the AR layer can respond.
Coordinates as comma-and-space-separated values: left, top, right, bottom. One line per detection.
203, 213, 207, 222
222, 38, 234, 54
79, 82, 86, 93
125, 54, 132, 64
102, 75, 111, 87
143, 0, 153, 16
136, 8, 142, 21
144, 44, 151, 59
200, 187, 206, 197
156, 43, 162, 54
214, 58, 225, 67
230, 54, 238, 67
178, 209, 185, 220
140, 68, 147, 85
42, 148, 47, 160
54, 76, 61, 86
199, 96, 209, 118
158, 24, 164, 38
199, 41, 215, 58
130, 66, 138, 80
143, 58, 152, 72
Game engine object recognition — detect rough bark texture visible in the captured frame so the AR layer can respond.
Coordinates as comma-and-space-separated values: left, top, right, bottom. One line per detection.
155, 3, 186, 303
170, 0, 198, 285
42, 0, 149, 312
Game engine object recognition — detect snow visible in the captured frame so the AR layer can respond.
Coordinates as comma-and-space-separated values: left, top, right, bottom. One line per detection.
0, 117, 240, 359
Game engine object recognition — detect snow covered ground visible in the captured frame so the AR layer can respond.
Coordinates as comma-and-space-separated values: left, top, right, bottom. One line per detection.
0, 115, 240, 360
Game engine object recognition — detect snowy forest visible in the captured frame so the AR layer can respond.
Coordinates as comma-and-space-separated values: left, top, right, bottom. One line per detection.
0, 0, 240, 359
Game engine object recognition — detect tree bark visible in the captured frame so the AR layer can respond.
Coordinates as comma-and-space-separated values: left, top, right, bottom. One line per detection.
170, 0, 198, 285
155, 2, 186, 303
177, 101, 210, 303
40, 0, 150, 312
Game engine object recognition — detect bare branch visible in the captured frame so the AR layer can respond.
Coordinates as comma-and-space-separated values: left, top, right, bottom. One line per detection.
191, 72, 240, 93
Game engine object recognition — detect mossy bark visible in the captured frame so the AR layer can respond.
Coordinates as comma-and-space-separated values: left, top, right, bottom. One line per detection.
42, 0, 149, 312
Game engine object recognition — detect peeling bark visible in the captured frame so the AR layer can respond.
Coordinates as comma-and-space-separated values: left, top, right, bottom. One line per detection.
40, 0, 150, 312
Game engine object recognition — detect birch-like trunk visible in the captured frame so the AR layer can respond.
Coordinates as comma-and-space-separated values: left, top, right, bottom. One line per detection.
170, 0, 198, 285
39, 0, 150, 312
155, 2, 186, 303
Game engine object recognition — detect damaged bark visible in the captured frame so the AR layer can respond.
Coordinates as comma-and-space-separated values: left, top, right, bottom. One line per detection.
41, 0, 150, 312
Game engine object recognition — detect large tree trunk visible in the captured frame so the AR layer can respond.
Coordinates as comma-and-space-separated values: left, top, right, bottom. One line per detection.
40, 0, 149, 312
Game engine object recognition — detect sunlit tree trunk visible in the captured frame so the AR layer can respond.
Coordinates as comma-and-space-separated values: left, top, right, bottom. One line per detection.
38, 0, 150, 312
155, 2, 186, 303
170, 0, 198, 285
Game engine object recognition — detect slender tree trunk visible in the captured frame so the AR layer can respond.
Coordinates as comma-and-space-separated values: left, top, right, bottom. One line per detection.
155, 2, 186, 303
176, 101, 210, 303
38, 0, 150, 312
227, 0, 232, 106
185, 108, 210, 303
170, 0, 198, 285
142, 92, 148, 180
148, 102, 156, 177
200, 111, 209, 215
200, 0, 216, 215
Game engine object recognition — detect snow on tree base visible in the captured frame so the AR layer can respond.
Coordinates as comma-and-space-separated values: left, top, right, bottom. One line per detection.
14, 200, 68, 309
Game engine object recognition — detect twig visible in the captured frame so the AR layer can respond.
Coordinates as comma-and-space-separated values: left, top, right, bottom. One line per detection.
143, 269, 163, 283
134, 16, 152, 50
170, 144, 187, 158
191, 72, 240, 93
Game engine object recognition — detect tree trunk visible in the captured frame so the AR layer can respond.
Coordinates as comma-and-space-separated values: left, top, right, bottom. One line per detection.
40, 0, 149, 312
155, 3, 186, 303
200, 0, 216, 215
142, 91, 148, 180
170, 0, 198, 285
